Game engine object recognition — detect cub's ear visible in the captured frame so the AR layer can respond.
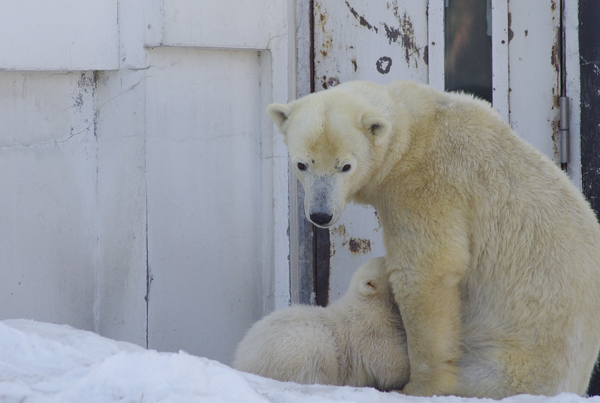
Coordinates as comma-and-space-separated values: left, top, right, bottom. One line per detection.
358, 278, 379, 297
361, 115, 391, 140
267, 103, 294, 132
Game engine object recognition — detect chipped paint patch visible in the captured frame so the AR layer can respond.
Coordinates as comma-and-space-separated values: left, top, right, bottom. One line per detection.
383, 4, 422, 66
330, 224, 346, 238
348, 238, 371, 254
551, 119, 560, 160
315, 2, 333, 60
345, 1, 378, 33
376, 56, 392, 74
343, 0, 424, 68
508, 12, 514, 43
327, 77, 340, 88
331, 224, 371, 254
374, 210, 381, 231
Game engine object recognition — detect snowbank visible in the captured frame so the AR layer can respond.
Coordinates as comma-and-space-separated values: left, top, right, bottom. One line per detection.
0, 319, 598, 403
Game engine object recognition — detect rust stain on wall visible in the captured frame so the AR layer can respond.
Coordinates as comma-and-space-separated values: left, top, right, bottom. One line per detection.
315, 2, 333, 60
551, 119, 560, 161
331, 224, 371, 254
330, 224, 346, 238
551, 25, 561, 109
349, 238, 371, 254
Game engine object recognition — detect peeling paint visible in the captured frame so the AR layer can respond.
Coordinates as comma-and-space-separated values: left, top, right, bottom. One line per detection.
348, 237, 371, 254
340, 1, 425, 68
374, 210, 381, 230
508, 12, 514, 43
383, 5, 421, 66
330, 224, 346, 239
327, 77, 340, 88
315, 2, 333, 62
551, 22, 561, 112
376, 56, 392, 74
345, 1, 378, 33
73, 72, 96, 110
331, 224, 371, 254
551, 118, 560, 160
551, 29, 561, 76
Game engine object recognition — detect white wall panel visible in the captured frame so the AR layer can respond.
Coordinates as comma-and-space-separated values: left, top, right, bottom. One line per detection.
95, 70, 149, 347
508, 1, 561, 161
0, 72, 97, 329
145, 48, 265, 364
314, 0, 429, 88
0, 0, 119, 70
147, 0, 270, 49
0, 0, 294, 366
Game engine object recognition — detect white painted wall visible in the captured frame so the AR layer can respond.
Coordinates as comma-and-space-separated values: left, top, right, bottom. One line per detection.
0, 0, 293, 366
0, 71, 98, 330
0, 0, 119, 70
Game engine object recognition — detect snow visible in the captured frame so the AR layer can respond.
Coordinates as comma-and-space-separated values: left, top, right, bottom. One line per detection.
0, 320, 599, 403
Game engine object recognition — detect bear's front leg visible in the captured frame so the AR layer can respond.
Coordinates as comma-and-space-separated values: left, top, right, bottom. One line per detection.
386, 216, 469, 396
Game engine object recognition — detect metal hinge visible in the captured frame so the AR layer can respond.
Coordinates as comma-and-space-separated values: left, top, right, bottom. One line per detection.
559, 96, 570, 164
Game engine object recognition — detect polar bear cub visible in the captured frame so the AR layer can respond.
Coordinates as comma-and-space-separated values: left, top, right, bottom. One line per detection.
233, 257, 409, 391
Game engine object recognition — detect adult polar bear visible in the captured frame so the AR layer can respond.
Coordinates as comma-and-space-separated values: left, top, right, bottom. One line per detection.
267, 80, 600, 399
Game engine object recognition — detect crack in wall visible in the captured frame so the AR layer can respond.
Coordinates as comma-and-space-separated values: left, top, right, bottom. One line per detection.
0, 124, 94, 149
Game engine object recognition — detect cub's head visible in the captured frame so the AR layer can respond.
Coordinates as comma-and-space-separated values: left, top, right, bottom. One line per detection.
348, 257, 394, 302
267, 86, 392, 228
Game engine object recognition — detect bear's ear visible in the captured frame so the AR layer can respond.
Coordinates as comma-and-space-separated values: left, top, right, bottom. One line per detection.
362, 115, 392, 140
358, 278, 379, 296
267, 103, 294, 133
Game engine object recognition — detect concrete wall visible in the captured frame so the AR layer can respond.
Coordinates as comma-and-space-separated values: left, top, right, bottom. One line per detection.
0, 0, 293, 366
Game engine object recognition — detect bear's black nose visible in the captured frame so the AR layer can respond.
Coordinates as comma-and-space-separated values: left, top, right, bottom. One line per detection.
310, 212, 333, 226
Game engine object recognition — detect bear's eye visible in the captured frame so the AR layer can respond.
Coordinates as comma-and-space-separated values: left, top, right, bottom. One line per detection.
342, 164, 351, 172
297, 162, 307, 171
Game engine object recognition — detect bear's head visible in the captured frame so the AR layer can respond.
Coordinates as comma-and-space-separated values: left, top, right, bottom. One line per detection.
267, 82, 392, 228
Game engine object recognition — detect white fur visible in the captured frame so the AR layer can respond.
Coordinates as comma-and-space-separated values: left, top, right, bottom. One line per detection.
233, 257, 409, 391
269, 80, 600, 398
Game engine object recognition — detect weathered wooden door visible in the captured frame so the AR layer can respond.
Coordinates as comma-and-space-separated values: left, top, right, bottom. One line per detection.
308, 0, 579, 305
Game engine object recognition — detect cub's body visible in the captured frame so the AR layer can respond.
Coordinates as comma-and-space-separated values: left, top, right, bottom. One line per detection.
234, 257, 409, 391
